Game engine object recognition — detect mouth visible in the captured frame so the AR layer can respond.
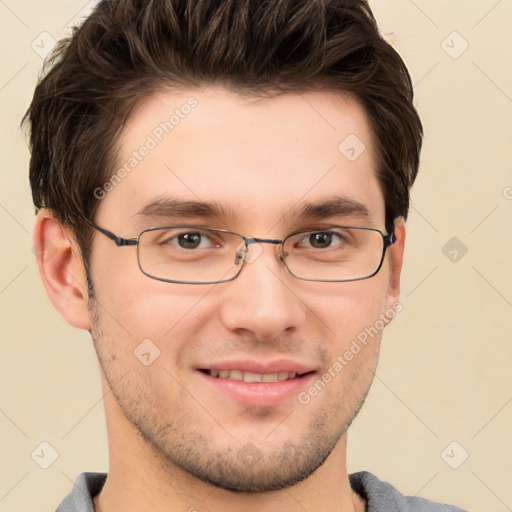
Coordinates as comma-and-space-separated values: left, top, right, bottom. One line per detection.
196, 364, 317, 407
199, 369, 312, 382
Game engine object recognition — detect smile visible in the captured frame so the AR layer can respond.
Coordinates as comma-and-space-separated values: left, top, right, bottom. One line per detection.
201, 369, 307, 382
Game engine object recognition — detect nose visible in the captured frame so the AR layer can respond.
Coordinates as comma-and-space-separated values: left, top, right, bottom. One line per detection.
219, 242, 306, 342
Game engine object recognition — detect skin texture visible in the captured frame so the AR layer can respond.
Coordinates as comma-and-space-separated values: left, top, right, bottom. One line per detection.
34, 87, 405, 512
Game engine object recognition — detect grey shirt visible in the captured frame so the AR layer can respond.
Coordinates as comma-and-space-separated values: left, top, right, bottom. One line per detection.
55, 471, 468, 511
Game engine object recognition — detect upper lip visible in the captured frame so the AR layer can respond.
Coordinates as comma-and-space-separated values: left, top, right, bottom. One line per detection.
197, 359, 316, 375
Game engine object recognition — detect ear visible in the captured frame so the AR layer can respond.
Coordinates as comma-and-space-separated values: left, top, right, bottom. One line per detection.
33, 210, 92, 330
384, 217, 406, 320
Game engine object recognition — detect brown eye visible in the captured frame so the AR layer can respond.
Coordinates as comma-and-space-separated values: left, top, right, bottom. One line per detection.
308, 232, 334, 249
158, 230, 218, 251
177, 233, 203, 249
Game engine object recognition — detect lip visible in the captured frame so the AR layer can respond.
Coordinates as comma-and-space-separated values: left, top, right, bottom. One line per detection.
197, 358, 315, 375
195, 359, 317, 407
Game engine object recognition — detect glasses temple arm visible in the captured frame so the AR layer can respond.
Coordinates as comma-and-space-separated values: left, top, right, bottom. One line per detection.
383, 225, 396, 248
82, 218, 138, 247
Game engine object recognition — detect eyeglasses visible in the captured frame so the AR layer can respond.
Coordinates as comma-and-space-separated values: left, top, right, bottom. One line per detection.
85, 220, 395, 284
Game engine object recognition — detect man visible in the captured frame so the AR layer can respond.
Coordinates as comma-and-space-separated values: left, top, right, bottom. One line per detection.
23, 0, 467, 510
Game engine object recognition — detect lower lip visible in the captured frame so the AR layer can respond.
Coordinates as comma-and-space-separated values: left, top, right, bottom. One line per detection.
197, 371, 316, 407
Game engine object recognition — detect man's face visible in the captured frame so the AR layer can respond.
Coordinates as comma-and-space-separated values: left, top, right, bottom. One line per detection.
87, 87, 402, 492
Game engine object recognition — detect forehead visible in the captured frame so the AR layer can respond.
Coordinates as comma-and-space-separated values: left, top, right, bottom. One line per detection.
97, 87, 385, 231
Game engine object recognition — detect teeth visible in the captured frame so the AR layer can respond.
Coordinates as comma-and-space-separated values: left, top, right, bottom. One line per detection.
229, 370, 243, 380
243, 371, 261, 383
207, 370, 300, 382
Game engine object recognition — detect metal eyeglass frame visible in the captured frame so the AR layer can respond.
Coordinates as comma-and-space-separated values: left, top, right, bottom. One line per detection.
84, 218, 396, 284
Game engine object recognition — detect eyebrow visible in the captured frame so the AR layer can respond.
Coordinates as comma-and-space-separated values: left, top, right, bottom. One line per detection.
135, 197, 238, 222
292, 196, 371, 223
135, 195, 371, 224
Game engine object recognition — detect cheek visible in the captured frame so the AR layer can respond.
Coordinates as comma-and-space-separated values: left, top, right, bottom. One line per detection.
90, 253, 212, 338
313, 272, 390, 345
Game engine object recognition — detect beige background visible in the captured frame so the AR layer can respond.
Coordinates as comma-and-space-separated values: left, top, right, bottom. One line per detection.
1, 1, 511, 511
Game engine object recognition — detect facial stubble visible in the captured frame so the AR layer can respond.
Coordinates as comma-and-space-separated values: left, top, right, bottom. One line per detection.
88, 295, 378, 493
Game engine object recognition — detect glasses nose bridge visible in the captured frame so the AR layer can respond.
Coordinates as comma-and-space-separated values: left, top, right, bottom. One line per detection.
237, 236, 285, 264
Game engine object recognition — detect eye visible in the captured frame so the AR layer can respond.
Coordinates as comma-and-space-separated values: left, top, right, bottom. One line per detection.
298, 231, 346, 250
161, 231, 219, 250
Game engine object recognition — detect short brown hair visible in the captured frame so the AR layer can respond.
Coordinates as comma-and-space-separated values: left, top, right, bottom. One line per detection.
23, 0, 422, 266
